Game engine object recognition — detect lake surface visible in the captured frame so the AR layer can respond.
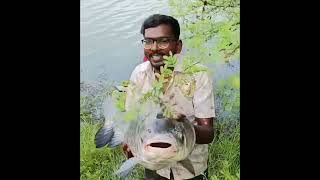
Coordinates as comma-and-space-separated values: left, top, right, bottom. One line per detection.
81, 0, 170, 83
80, 0, 239, 85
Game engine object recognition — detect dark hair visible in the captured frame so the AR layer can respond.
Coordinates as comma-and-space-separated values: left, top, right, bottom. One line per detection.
140, 14, 180, 39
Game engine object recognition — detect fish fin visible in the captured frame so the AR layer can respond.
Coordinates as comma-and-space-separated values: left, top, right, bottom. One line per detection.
102, 95, 117, 121
114, 157, 140, 179
179, 158, 196, 176
107, 131, 123, 148
94, 123, 114, 148
95, 93, 125, 148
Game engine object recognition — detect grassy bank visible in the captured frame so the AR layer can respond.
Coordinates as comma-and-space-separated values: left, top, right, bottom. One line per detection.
80, 121, 240, 180
80, 122, 144, 180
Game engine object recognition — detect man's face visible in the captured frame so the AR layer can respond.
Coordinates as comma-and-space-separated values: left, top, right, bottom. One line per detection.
144, 24, 182, 70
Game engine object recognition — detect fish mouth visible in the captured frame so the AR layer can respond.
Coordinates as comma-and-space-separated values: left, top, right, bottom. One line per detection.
149, 142, 172, 148
144, 136, 177, 154
144, 141, 177, 157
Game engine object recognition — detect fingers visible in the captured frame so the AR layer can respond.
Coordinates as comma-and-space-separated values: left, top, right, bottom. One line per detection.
122, 144, 133, 159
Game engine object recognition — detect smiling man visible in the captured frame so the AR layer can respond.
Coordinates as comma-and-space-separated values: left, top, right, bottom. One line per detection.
124, 14, 216, 180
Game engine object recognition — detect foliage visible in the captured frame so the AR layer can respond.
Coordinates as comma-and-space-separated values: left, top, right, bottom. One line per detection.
168, 0, 240, 63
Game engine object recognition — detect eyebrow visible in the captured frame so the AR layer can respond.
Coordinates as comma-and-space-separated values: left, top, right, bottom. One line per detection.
144, 36, 175, 40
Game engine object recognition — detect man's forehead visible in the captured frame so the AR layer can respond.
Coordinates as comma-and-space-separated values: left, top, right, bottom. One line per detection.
144, 24, 174, 38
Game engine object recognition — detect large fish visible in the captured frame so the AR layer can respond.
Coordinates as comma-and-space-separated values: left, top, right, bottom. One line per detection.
95, 95, 196, 179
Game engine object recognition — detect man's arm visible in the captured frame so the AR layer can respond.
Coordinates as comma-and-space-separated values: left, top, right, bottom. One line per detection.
192, 117, 215, 144
192, 70, 216, 144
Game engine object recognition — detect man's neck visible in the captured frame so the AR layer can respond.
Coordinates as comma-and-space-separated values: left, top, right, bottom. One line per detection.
152, 66, 174, 75
153, 67, 161, 75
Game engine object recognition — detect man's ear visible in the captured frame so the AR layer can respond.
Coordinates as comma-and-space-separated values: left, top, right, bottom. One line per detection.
176, 40, 183, 53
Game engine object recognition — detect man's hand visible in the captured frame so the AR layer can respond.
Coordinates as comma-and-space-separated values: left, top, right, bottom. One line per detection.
192, 117, 215, 144
122, 144, 134, 159
160, 91, 215, 144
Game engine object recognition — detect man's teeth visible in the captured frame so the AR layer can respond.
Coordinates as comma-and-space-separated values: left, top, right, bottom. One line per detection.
152, 55, 162, 61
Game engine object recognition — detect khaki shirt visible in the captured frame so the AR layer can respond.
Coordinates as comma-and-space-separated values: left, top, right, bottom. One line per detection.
125, 55, 215, 180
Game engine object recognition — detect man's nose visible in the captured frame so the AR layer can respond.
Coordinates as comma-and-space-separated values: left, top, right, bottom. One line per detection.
151, 41, 158, 51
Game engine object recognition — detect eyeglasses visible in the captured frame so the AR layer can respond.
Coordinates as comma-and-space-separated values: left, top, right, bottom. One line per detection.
141, 37, 178, 50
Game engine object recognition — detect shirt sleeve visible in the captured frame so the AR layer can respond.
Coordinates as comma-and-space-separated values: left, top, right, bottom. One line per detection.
125, 66, 144, 111
193, 71, 216, 118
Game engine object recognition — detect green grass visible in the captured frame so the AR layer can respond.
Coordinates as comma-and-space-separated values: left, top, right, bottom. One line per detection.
80, 122, 144, 180
80, 121, 240, 180
209, 122, 240, 180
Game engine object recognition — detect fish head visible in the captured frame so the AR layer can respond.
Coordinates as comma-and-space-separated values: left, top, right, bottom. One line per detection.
140, 116, 195, 163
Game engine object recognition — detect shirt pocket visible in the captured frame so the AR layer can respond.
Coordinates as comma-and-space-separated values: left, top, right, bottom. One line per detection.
176, 75, 196, 98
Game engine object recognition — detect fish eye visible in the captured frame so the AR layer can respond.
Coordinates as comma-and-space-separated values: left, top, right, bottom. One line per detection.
178, 132, 182, 139
147, 129, 151, 133
181, 134, 185, 143
175, 124, 183, 132
175, 131, 184, 143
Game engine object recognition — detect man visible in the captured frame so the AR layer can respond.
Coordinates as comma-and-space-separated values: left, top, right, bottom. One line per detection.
124, 14, 215, 180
